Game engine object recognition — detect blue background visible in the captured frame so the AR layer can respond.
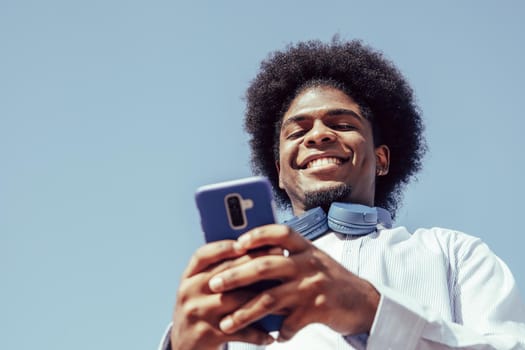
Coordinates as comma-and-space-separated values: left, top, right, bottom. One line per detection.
2, 1, 524, 349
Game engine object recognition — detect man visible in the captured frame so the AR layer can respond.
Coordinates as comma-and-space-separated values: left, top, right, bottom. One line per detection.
160, 39, 525, 349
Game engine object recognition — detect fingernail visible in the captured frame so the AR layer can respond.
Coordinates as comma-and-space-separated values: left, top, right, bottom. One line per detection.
237, 234, 251, 247
219, 317, 234, 332
232, 241, 243, 252
208, 276, 224, 291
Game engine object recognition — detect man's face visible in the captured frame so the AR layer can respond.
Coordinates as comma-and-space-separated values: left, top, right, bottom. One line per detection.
276, 86, 389, 215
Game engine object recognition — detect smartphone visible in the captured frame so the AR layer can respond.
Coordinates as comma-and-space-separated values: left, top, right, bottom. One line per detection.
195, 176, 283, 332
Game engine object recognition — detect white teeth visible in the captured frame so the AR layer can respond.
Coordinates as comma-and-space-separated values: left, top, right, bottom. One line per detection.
306, 157, 342, 169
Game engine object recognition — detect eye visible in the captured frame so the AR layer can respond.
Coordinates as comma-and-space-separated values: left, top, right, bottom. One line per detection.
331, 123, 357, 131
286, 129, 307, 139
283, 125, 309, 140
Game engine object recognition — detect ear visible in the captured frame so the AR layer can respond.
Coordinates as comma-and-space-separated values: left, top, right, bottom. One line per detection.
275, 160, 285, 189
375, 145, 390, 176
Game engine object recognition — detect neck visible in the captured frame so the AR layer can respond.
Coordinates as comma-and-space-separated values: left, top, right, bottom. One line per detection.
292, 199, 376, 216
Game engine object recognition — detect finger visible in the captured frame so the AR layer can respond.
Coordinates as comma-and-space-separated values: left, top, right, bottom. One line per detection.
208, 254, 296, 293
234, 224, 310, 254
277, 309, 311, 342
206, 245, 286, 277
171, 319, 274, 349
217, 280, 302, 334
184, 240, 243, 278
180, 246, 289, 307
246, 245, 285, 258
186, 241, 285, 278
216, 249, 332, 335
218, 293, 278, 334
178, 288, 257, 322
209, 245, 325, 293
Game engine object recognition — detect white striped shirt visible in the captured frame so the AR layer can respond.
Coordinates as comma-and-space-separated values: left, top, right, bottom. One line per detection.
161, 226, 525, 350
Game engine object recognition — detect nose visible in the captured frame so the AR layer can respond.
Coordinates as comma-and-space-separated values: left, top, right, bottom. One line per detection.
305, 120, 336, 146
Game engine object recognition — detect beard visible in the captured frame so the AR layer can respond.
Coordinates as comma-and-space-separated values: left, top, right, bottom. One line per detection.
303, 184, 352, 213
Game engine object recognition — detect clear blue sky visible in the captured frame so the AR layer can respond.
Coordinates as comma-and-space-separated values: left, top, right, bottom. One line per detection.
2, 1, 524, 349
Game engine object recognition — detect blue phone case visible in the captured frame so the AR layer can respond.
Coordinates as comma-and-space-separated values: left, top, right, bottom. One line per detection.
195, 176, 283, 332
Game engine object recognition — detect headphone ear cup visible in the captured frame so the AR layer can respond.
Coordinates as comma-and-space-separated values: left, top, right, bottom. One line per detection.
327, 203, 378, 235
284, 207, 328, 241
326, 220, 355, 234
330, 221, 346, 231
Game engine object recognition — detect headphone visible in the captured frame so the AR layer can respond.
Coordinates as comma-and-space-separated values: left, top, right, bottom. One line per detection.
284, 203, 392, 240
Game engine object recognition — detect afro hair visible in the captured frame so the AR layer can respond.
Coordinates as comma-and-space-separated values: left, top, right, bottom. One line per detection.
244, 38, 426, 217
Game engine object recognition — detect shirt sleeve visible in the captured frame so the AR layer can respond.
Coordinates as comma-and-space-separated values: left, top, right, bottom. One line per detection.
366, 237, 525, 350
157, 323, 172, 350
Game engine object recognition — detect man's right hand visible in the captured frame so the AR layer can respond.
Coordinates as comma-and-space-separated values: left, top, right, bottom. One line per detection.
170, 240, 276, 350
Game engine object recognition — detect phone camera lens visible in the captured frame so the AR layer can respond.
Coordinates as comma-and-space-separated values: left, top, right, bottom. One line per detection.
227, 195, 245, 227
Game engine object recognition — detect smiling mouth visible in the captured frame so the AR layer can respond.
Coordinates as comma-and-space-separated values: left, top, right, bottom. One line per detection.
303, 157, 348, 169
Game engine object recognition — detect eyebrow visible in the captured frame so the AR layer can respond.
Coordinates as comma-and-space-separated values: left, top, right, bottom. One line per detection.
281, 108, 364, 128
